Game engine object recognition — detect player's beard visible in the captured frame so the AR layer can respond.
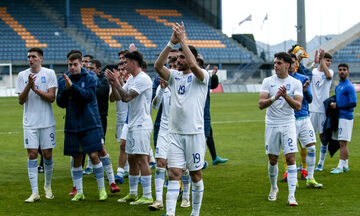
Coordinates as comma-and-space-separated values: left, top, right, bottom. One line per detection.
177, 62, 189, 71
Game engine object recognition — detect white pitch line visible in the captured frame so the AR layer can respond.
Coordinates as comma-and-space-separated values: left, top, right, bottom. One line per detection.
212, 119, 264, 124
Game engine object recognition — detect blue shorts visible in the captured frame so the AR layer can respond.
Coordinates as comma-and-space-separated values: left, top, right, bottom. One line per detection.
64, 127, 103, 156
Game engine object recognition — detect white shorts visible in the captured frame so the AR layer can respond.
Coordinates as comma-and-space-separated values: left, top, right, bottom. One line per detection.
120, 124, 129, 141
296, 117, 316, 147
332, 118, 353, 142
126, 129, 152, 155
265, 123, 298, 156
310, 112, 326, 134
155, 128, 170, 159
115, 123, 124, 142
24, 126, 56, 149
167, 133, 206, 171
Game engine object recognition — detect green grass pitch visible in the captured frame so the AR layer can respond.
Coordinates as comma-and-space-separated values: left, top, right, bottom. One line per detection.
0, 93, 359, 215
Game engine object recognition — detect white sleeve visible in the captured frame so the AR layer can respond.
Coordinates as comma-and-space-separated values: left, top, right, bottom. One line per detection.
167, 69, 177, 86
132, 74, 150, 94
329, 69, 334, 77
15, 73, 25, 94
260, 78, 269, 93
47, 69, 58, 89
198, 69, 209, 85
152, 86, 164, 109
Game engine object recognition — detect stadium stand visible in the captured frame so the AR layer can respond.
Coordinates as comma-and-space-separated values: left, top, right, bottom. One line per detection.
0, 0, 257, 64
0, 1, 86, 62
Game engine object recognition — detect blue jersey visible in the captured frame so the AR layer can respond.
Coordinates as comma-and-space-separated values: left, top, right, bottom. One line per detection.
335, 79, 357, 119
290, 72, 312, 118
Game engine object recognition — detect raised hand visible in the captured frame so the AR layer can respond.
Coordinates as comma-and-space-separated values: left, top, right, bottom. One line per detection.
64, 74, 72, 89
303, 80, 309, 91
319, 48, 325, 60
276, 85, 287, 99
129, 43, 137, 52
314, 49, 319, 64
212, 66, 218, 76
28, 73, 36, 88
159, 77, 168, 89
105, 68, 120, 86
172, 22, 186, 42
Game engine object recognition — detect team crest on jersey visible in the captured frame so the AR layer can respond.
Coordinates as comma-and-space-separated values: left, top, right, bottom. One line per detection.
286, 84, 291, 91
322, 74, 326, 80
81, 82, 85, 88
41, 76, 46, 83
187, 75, 192, 83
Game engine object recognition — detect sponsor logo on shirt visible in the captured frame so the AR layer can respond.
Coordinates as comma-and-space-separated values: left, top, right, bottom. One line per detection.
270, 85, 276, 87
187, 75, 193, 83
175, 77, 180, 80
41, 76, 46, 83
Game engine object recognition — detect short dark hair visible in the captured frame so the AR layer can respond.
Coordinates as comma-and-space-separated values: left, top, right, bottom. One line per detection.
196, 57, 204, 69
170, 49, 178, 53
28, 47, 43, 57
289, 53, 297, 64
324, 52, 332, 59
274, 52, 293, 64
141, 60, 147, 71
84, 54, 94, 60
338, 63, 349, 70
68, 53, 82, 62
178, 45, 198, 58
125, 51, 143, 67
117, 61, 124, 66
89, 59, 101, 68
118, 49, 129, 57
67, 50, 82, 59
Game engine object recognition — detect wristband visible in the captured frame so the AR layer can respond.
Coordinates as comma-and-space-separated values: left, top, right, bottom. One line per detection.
271, 95, 276, 102
167, 41, 175, 48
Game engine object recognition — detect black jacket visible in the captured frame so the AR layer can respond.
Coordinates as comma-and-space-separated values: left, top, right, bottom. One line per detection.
322, 95, 340, 157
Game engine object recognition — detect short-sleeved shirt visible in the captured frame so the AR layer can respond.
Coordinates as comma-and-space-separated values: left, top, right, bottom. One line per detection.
309, 68, 334, 113
116, 100, 128, 126
122, 72, 153, 131
16, 67, 57, 129
260, 74, 303, 126
167, 69, 209, 134
335, 79, 357, 120
155, 86, 171, 130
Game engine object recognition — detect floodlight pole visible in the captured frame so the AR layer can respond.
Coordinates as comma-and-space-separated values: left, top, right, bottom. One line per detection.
297, 0, 306, 50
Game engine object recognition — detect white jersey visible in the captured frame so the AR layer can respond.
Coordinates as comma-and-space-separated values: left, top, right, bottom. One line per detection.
123, 71, 153, 131
115, 100, 128, 126
309, 68, 334, 113
260, 74, 303, 126
168, 69, 209, 134
16, 67, 57, 129
155, 86, 171, 130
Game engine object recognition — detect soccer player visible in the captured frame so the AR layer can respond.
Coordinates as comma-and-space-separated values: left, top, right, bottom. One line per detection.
106, 51, 153, 205
57, 53, 107, 201
154, 22, 209, 216
287, 54, 322, 188
330, 63, 357, 174
110, 61, 130, 184
309, 49, 334, 171
87, 60, 120, 193
258, 52, 303, 206
148, 77, 171, 211
82, 54, 93, 68
17, 47, 57, 203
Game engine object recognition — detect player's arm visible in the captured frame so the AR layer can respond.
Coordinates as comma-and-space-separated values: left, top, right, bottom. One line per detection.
336, 86, 357, 109
303, 79, 312, 103
32, 87, 56, 103
175, 22, 205, 81
152, 88, 164, 110
154, 31, 178, 81
18, 74, 35, 105
280, 85, 302, 111
258, 92, 271, 110
56, 76, 70, 108
114, 85, 139, 103
210, 66, 219, 89
319, 49, 332, 80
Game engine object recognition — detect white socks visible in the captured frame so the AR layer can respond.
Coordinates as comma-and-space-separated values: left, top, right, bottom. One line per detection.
44, 158, 53, 187
306, 145, 316, 179
93, 162, 105, 190
28, 159, 38, 194
100, 154, 115, 185
166, 180, 180, 215
191, 180, 204, 216
129, 175, 139, 196
268, 162, 278, 189
287, 164, 297, 197
72, 166, 83, 194
155, 167, 166, 201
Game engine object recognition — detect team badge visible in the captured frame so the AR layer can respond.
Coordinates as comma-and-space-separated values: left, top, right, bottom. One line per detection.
286, 84, 291, 90
81, 82, 85, 88
322, 74, 326, 80
41, 76, 46, 83
187, 75, 192, 83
